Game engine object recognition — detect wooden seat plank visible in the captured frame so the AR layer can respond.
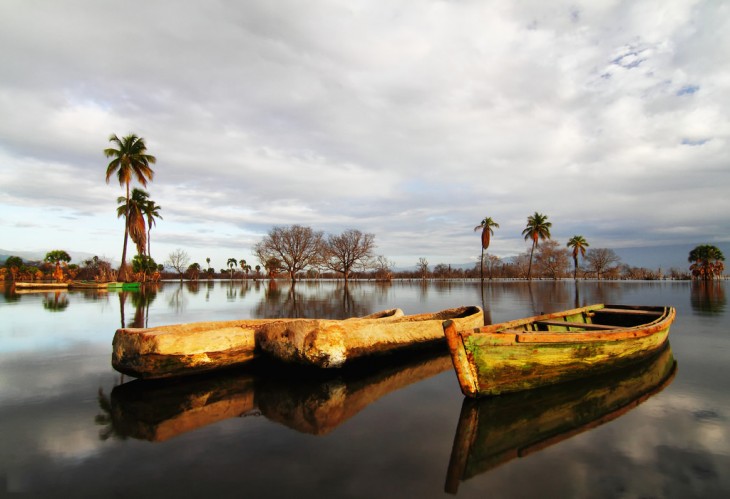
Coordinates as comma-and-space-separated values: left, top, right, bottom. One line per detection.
535, 320, 620, 330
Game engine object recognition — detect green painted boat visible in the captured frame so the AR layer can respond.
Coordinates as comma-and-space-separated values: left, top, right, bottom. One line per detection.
443, 303, 676, 397
122, 282, 141, 290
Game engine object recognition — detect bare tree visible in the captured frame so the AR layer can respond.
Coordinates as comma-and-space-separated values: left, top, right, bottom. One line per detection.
416, 257, 429, 279
166, 248, 190, 282
253, 225, 324, 281
585, 248, 621, 280
373, 255, 394, 281
322, 229, 375, 284
535, 240, 571, 280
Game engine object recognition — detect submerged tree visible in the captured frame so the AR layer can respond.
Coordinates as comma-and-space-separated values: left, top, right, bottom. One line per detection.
567, 235, 590, 280
522, 212, 552, 280
253, 225, 324, 281
166, 248, 190, 282
474, 216, 499, 281
585, 248, 621, 280
105, 134, 156, 281
689, 245, 725, 280
323, 229, 376, 284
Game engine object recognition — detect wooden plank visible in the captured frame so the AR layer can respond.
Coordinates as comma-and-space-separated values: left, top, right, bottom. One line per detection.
597, 308, 663, 316
535, 320, 620, 330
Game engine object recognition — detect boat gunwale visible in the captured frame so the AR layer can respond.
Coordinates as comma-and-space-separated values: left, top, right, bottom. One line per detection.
458, 304, 675, 345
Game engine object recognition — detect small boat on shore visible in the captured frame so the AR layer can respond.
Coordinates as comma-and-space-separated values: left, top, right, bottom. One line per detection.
257, 306, 484, 368
68, 281, 111, 289
443, 304, 675, 397
14, 282, 68, 289
112, 309, 404, 379
444, 343, 677, 493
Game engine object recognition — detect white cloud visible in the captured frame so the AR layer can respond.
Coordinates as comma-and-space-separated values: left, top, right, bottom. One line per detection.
0, 0, 728, 267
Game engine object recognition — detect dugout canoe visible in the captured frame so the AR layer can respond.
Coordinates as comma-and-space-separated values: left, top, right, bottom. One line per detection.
443, 304, 675, 398
112, 309, 404, 379
256, 306, 484, 368
13, 282, 69, 289
444, 343, 677, 493
68, 281, 111, 289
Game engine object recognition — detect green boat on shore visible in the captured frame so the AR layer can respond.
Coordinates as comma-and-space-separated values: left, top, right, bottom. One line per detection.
108, 282, 140, 290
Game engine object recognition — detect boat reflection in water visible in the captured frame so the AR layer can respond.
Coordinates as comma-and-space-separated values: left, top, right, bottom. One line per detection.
444, 343, 677, 494
104, 345, 452, 441
106, 372, 257, 442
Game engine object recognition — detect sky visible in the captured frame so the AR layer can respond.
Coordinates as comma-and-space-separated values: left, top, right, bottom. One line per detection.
1, 0, 728, 271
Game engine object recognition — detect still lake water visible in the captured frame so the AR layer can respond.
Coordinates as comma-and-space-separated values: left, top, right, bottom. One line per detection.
0, 279, 728, 498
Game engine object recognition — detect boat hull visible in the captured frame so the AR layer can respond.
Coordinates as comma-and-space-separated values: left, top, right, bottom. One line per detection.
257, 306, 484, 368
443, 304, 675, 397
112, 309, 404, 379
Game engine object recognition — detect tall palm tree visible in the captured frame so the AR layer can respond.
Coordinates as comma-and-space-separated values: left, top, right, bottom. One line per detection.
567, 235, 589, 280
117, 188, 149, 256
143, 198, 163, 260
522, 212, 552, 280
105, 134, 156, 280
474, 217, 500, 281
227, 258, 238, 280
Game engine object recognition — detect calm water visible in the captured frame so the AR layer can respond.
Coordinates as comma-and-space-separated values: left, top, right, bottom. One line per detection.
0, 280, 728, 498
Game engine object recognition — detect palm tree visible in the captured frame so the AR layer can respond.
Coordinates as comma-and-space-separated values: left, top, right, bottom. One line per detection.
567, 235, 589, 280
689, 245, 725, 280
105, 134, 156, 280
227, 258, 237, 280
239, 259, 247, 280
117, 188, 149, 257
522, 212, 552, 280
474, 217, 499, 281
143, 198, 162, 260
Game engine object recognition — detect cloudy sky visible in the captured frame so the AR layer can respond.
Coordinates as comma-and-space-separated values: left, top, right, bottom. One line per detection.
1, 0, 728, 270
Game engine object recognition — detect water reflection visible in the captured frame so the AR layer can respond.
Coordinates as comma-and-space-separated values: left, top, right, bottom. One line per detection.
99, 347, 451, 442
42, 291, 69, 312
444, 344, 677, 494
251, 281, 385, 319
690, 281, 726, 315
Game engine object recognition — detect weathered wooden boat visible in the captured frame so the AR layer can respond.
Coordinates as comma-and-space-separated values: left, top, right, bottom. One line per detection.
112, 309, 404, 379
13, 282, 69, 289
256, 306, 484, 368
68, 281, 111, 289
444, 344, 677, 493
443, 304, 675, 397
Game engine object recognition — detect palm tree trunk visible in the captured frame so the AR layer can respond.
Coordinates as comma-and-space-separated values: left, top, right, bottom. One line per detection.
573, 255, 578, 280
527, 241, 536, 280
480, 248, 484, 282
119, 183, 130, 281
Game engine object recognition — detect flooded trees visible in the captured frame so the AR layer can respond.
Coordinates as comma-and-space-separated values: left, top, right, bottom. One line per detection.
254, 225, 324, 281
322, 229, 376, 284
689, 245, 725, 280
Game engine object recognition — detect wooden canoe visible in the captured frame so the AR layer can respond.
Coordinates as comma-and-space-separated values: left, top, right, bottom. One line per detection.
256, 306, 484, 368
68, 281, 111, 289
112, 308, 404, 379
444, 343, 677, 493
443, 304, 675, 397
14, 282, 69, 289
